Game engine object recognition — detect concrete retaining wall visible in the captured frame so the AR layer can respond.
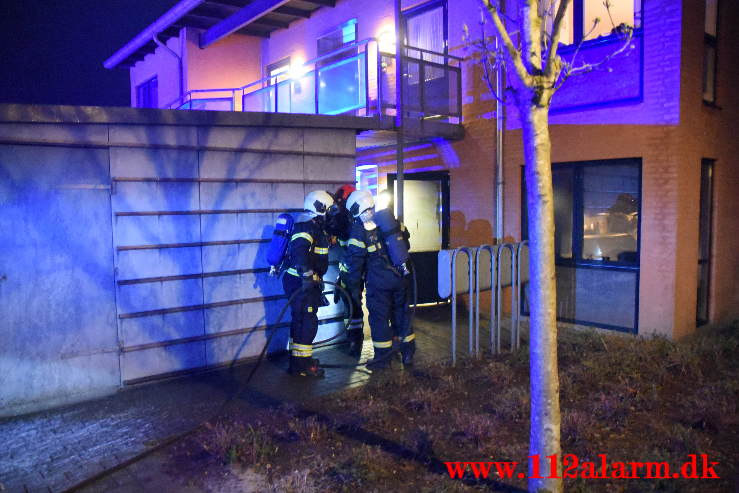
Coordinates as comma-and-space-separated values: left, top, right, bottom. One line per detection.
0, 104, 370, 417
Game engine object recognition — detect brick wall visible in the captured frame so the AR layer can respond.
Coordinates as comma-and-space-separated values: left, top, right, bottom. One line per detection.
672, 0, 739, 334
358, 0, 739, 338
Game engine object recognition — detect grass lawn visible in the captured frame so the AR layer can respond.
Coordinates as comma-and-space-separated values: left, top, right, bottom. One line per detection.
165, 323, 738, 492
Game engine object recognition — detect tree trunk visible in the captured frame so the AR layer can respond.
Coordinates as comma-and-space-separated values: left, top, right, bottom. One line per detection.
522, 104, 562, 493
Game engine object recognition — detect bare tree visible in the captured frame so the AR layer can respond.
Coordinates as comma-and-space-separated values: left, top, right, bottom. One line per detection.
467, 1, 633, 491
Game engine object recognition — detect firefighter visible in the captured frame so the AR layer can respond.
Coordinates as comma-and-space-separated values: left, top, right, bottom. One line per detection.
344, 190, 415, 369
327, 184, 365, 356
283, 190, 334, 378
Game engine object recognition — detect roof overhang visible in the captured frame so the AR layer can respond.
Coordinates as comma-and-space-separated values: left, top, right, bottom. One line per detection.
104, 0, 205, 70
104, 0, 334, 70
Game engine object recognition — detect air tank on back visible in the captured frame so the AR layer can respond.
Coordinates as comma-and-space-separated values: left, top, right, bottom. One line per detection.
374, 207, 410, 275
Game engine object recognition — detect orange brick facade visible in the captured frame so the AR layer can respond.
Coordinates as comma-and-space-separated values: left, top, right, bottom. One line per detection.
358, 0, 738, 338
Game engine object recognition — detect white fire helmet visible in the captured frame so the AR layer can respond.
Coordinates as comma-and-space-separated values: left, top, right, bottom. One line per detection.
303, 190, 334, 217
346, 189, 375, 218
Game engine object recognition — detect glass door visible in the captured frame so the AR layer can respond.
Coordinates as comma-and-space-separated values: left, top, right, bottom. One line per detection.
387, 171, 450, 303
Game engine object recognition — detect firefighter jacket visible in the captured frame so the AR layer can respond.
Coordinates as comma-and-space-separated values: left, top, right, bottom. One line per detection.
285, 214, 330, 279
343, 218, 410, 292
326, 206, 352, 242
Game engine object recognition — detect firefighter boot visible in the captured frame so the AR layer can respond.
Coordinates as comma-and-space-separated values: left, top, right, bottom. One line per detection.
366, 347, 392, 371
346, 327, 364, 357
401, 335, 416, 367
303, 357, 325, 378
290, 355, 325, 378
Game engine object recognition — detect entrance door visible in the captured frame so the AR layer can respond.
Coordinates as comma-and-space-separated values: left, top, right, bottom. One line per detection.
697, 159, 714, 325
387, 171, 450, 303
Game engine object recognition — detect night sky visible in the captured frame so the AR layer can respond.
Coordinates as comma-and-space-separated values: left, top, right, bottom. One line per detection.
0, 1, 176, 108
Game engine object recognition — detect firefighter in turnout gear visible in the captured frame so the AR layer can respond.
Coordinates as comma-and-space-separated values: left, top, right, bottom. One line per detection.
327, 185, 364, 356
283, 190, 334, 378
344, 190, 415, 369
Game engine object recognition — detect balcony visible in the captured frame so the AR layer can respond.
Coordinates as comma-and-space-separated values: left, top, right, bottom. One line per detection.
169, 39, 463, 130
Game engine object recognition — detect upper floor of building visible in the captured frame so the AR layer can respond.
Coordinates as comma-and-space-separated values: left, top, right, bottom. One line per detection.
104, 0, 732, 135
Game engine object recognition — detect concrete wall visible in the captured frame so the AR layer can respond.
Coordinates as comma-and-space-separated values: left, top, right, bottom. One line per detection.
0, 105, 367, 417
0, 123, 119, 418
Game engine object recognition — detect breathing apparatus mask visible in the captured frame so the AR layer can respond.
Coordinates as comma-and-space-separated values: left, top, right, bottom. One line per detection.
359, 207, 377, 231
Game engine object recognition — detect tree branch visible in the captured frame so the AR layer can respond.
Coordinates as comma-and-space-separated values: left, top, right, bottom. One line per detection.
478, 18, 509, 106
544, 0, 573, 79
479, 0, 531, 86
556, 27, 634, 89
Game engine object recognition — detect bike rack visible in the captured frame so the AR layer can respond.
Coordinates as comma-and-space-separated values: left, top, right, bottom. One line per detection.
450, 247, 474, 366
445, 242, 528, 363
474, 244, 497, 357
496, 243, 517, 354
514, 240, 529, 350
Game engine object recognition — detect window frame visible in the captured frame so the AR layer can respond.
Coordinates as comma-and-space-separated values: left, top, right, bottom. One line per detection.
136, 76, 158, 109
316, 18, 358, 64
696, 159, 715, 325
702, 0, 719, 105
521, 157, 643, 271
520, 158, 643, 333
556, 0, 643, 47
266, 57, 291, 85
401, 0, 449, 57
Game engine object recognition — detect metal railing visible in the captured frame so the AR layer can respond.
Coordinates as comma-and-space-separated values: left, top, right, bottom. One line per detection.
166, 39, 462, 122
400, 45, 463, 121
442, 242, 529, 364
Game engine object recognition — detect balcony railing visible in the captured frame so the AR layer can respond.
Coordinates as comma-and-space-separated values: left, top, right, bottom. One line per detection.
167, 39, 462, 123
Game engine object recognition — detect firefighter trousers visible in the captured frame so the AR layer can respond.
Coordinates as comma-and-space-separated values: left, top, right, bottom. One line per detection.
366, 277, 415, 361
283, 274, 321, 358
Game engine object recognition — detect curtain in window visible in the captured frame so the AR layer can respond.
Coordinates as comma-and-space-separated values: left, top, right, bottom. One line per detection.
406, 6, 444, 63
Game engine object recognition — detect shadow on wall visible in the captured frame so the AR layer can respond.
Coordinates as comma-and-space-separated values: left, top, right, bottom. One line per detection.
115, 124, 298, 383
450, 211, 494, 247
253, 223, 290, 356
195, 125, 294, 370
447, 211, 523, 318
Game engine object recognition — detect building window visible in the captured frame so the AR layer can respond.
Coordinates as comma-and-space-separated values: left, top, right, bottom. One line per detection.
266, 58, 290, 85
524, 158, 641, 266
317, 19, 357, 67
697, 159, 714, 325
545, 0, 642, 45
703, 0, 718, 103
136, 76, 158, 108
522, 158, 642, 332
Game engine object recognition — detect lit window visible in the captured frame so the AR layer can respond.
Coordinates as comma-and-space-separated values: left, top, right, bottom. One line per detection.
267, 58, 290, 85
583, 0, 641, 38
544, 1, 574, 45
523, 158, 640, 266
545, 0, 641, 45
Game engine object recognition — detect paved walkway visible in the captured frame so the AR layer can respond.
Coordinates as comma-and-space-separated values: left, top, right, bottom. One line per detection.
1, 304, 510, 493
